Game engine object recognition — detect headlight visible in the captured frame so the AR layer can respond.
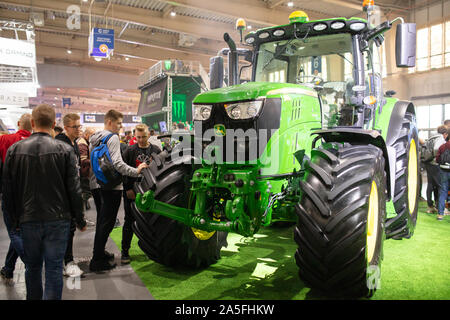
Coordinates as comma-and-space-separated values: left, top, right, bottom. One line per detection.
258, 32, 270, 39
313, 23, 327, 31
350, 22, 366, 31
330, 21, 346, 30
245, 36, 255, 44
273, 29, 285, 37
224, 100, 263, 120
193, 104, 212, 120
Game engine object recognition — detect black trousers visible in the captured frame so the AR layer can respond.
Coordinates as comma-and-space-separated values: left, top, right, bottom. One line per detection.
121, 191, 135, 253
91, 188, 103, 218
425, 162, 440, 208
63, 220, 76, 264
92, 189, 122, 261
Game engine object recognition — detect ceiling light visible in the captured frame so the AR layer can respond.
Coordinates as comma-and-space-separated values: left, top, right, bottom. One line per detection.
94, 57, 102, 62
125, 57, 130, 61
54, 97, 58, 100
170, 11, 176, 17
287, 2, 294, 7
57, 88, 61, 91
248, 25, 252, 30
67, 49, 72, 54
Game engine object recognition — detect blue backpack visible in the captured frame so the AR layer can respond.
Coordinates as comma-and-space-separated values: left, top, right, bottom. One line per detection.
90, 133, 122, 189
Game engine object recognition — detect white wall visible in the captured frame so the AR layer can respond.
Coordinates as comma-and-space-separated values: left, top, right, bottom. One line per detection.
382, 0, 450, 104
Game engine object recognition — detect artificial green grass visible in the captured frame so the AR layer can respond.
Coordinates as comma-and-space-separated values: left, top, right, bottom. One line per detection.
110, 201, 450, 300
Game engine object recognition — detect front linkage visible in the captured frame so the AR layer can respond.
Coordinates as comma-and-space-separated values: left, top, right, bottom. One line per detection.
135, 151, 306, 237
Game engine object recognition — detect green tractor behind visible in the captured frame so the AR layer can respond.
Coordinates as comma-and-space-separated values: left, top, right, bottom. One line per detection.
132, 3, 419, 298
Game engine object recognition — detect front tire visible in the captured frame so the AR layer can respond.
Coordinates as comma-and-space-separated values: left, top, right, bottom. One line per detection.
295, 143, 386, 298
131, 151, 228, 268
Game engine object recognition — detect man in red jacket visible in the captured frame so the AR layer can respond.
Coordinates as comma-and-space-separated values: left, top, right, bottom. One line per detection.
0, 113, 32, 282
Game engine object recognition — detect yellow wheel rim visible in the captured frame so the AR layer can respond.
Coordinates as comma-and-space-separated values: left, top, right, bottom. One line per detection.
367, 180, 379, 263
408, 139, 418, 215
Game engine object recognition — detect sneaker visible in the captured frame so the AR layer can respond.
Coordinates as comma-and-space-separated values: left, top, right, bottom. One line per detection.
427, 207, 438, 214
0, 267, 13, 280
121, 251, 131, 265
437, 215, 444, 221
89, 259, 116, 272
85, 218, 96, 227
64, 261, 84, 278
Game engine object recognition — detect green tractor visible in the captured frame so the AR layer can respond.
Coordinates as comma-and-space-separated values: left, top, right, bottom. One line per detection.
132, 3, 419, 298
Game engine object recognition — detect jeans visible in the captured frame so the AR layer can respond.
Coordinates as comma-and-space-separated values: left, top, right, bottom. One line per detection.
1, 200, 24, 277
92, 189, 122, 261
121, 191, 135, 253
21, 220, 70, 300
438, 169, 450, 215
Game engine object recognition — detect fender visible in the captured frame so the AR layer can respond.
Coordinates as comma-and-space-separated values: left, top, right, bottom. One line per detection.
311, 128, 394, 200
385, 100, 416, 147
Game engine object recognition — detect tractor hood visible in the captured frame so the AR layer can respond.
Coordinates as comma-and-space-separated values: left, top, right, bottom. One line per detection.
193, 82, 317, 104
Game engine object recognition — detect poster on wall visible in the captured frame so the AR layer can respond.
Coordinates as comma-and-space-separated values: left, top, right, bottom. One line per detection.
137, 77, 167, 116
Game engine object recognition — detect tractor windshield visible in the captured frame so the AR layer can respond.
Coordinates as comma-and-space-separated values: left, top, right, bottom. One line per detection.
254, 32, 381, 128
255, 33, 353, 86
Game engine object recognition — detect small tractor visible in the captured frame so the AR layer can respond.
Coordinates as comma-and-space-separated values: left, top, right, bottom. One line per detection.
132, 1, 419, 298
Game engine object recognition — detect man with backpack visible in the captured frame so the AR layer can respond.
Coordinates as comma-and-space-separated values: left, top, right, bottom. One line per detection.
89, 109, 148, 272
422, 125, 448, 213
436, 126, 450, 221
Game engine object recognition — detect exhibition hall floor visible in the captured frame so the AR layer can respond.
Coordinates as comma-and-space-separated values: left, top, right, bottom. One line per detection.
1, 184, 449, 300
0, 199, 154, 300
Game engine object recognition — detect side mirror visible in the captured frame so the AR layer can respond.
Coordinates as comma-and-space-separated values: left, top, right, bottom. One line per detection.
396, 23, 416, 68
210, 56, 224, 89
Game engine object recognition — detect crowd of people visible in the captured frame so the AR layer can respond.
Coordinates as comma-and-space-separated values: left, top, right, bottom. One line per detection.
0, 105, 162, 300
420, 120, 450, 221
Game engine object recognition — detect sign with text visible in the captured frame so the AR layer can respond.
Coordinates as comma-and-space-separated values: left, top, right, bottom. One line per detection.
0, 90, 29, 106
137, 77, 167, 116
89, 28, 114, 58
0, 37, 36, 68
62, 97, 71, 108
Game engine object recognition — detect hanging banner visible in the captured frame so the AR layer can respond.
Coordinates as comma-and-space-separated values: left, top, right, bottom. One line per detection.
0, 37, 36, 68
83, 114, 141, 124
62, 97, 71, 108
137, 77, 168, 116
89, 28, 114, 58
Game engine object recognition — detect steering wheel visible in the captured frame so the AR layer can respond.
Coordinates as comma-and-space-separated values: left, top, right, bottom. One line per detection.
296, 75, 324, 85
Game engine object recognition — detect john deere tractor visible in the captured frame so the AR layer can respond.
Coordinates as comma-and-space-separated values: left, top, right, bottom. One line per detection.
132, 2, 419, 298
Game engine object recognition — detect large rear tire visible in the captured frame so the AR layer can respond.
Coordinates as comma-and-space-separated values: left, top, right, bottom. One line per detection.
295, 142, 386, 298
387, 112, 419, 239
131, 151, 228, 268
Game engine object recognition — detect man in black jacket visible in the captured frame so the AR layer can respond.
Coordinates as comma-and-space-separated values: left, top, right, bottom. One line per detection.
121, 124, 160, 264
55, 113, 84, 278
2, 104, 86, 300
